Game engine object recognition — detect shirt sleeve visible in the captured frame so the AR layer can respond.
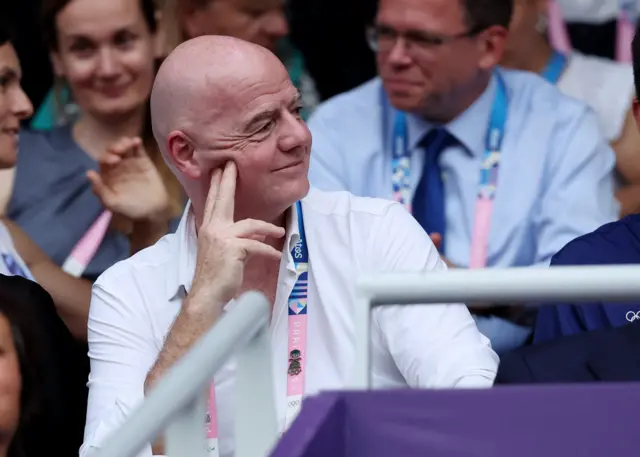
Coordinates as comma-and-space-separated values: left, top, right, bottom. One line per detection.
367, 202, 499, 388
80, 277, 160, 457
534, 239, 595, 342
532, 108, 618, 266
307, 108, 351, 192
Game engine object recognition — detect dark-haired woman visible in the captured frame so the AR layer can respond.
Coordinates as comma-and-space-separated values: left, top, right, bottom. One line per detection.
1, 0, 184, 285
0, 274, 87, 457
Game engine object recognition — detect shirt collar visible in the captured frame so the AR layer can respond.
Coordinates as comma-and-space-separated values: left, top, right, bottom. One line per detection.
287, 201, 302, 258
406, 69, 500, 156
166, 201, 301, 301
166, 200, 197, 301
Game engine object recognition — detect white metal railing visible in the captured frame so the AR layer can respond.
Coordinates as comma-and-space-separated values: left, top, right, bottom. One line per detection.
350, 265, 640, 389
93, 291, 279, 457
92, 265, 640, 457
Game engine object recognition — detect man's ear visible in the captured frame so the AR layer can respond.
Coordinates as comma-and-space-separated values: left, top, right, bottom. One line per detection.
167, 130, 203, 180
476, 25, 509, 71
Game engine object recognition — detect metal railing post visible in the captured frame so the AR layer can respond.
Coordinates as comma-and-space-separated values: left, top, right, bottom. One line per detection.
93, 291, 275, 457
350, 265, 640, 389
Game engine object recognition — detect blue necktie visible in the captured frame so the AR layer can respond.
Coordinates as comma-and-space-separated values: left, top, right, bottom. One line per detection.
412, 128, 457, 253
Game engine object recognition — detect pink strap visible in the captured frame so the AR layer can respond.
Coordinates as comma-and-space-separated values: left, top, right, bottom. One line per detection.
616, 12, 634, 62
547, 1, 572, 54
548, 1, 634, 63
206, 211, 309, 455
285, 314, 307, 427
206, 383, 219, 455
468, 198, 493, 269
205, 312, 307, 457
61, 210, 112, 277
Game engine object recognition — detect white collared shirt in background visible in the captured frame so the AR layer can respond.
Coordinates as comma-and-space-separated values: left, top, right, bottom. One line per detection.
558, 52, 634, 142
80, 188, 498, 457
555, 0, 625, 23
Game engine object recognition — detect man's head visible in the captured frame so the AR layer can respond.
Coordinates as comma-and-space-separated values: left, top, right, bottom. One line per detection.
151, 36, 311, 223
371, 0, 513, 121
43, 0, 161, 123
178, 0, 289, 53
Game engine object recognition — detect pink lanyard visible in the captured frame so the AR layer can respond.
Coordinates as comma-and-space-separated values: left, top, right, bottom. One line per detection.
548, 0, 635, 62
205, 202, 308, 456
61, 210, 112, 277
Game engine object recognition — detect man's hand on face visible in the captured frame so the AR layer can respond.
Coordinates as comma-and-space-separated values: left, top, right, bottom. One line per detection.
187, 162, 286, 316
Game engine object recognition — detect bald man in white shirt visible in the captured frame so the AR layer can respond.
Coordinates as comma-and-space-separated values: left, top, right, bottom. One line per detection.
80, 36, 498, 457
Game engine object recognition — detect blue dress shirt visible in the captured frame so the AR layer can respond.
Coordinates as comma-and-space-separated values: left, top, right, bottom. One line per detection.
308, 68, 618, 269
535, 215, 640, 342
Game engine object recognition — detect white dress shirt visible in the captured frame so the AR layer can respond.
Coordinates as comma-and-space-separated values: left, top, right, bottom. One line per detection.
555, 0, 629, 23
81, 188, 498, 457
558, 52, 633, 142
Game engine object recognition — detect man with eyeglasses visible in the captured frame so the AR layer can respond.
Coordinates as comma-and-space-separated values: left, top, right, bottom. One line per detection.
307, 0, 618, 354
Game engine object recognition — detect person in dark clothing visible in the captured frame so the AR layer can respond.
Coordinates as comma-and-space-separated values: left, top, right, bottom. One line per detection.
534, 23, 640, 343
496, 321, 640, 384
0, 274, 88, 457
534, 216, 640, 342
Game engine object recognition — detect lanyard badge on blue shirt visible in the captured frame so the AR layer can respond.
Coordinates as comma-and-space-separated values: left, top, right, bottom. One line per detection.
384, 70, 509, 267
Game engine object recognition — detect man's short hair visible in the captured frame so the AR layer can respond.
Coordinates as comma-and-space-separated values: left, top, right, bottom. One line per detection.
460, 0, 514, 31
632, 24, 640, 98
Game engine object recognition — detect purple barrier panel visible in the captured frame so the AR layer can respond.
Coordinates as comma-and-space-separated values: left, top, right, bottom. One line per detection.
271, 392, 346, 457
274, 383, 640, 457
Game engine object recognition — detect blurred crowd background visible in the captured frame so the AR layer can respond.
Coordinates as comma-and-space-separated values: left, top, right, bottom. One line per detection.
8, 0, 637, 120
2, 0, 640, 456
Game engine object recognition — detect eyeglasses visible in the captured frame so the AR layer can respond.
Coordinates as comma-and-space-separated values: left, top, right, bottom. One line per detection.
366, 24, 482, 56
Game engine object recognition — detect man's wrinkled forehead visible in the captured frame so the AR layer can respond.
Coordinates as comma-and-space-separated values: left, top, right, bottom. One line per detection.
239, 82, 299, 120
